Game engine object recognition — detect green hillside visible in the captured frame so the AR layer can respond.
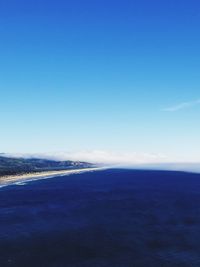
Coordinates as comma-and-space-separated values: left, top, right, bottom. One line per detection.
0, 155, 93, 177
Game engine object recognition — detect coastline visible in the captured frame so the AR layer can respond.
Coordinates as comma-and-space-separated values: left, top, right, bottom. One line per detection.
0, 167, 106, 187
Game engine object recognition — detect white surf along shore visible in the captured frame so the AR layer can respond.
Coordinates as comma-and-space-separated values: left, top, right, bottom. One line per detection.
0, 167, 106, 187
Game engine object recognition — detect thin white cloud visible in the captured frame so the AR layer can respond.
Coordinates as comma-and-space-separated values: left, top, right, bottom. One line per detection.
3, 150, 167, 165
163, 98, 200, 112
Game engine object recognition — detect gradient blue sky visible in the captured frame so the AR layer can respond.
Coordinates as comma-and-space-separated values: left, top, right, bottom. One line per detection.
1, 0, 200, 163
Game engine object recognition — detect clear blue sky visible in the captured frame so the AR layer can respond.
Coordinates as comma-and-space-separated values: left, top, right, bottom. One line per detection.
0, 0, 200, 162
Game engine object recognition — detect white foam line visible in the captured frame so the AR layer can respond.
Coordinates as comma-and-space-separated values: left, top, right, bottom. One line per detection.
0, 167, 108, 188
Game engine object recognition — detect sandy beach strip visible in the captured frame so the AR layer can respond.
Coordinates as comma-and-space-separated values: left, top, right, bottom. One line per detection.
0, 167, 105, 187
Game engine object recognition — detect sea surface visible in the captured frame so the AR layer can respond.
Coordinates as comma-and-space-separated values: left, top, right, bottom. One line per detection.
1, 168, 200, 267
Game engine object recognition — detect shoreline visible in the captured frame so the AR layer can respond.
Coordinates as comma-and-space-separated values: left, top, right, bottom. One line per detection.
0, 167, 106, 187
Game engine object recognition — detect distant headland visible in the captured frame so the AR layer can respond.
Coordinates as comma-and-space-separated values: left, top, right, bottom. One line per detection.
0, 155, 103, 186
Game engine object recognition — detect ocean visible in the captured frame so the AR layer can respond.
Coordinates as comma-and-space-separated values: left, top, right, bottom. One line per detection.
0, 168, 200, 267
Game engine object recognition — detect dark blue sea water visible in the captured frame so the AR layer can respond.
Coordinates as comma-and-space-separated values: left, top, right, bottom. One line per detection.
1, 169, 200, 267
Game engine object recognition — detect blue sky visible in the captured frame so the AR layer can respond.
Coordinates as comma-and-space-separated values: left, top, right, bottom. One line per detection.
1, 0, 200, 163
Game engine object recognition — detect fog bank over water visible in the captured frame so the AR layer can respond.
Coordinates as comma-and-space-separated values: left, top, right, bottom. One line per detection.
120, 163, 200, 174
2, 151, 200, 173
